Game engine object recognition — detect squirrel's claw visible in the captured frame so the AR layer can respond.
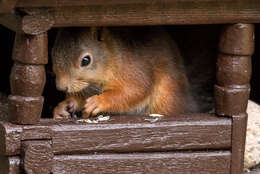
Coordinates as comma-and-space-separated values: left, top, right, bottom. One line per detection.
83, 95, 103, 118
53, 98, 78, 119
53, 105, 71, 119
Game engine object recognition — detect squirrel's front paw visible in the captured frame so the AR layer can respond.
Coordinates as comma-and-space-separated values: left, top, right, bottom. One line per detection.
83, 95, 105, 118
53, 99, 78, 119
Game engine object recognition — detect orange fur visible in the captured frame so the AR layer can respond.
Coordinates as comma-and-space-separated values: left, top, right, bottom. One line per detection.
52, 27, 197, 119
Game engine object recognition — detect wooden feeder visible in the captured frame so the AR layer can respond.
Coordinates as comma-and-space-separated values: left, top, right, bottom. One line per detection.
0, 0, 257, 174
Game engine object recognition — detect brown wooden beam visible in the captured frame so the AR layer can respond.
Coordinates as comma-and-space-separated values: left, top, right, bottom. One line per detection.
45, 2, 260, 27
0, 114, 231, 156
14, 0, 241, 7
2, 2, 260, 28
0, 0, 17, 13
50, 114, 232, 154
53, 151, 231, 174
231, 114, 248, 174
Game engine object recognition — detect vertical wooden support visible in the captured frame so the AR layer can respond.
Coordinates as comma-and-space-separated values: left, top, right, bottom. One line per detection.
0, 156, 21, 174
22, 140, 53, 174
8, 33, 48, 124
215, 24, 254, 174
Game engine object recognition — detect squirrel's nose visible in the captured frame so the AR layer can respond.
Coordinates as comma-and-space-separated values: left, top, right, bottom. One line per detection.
56, 83, 68, 92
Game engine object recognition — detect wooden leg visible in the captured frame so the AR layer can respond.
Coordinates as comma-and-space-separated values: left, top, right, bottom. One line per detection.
8, 33, 48, 124
0, 156, 21, 174
216, 24, 254, 174
22, 140, 53, 174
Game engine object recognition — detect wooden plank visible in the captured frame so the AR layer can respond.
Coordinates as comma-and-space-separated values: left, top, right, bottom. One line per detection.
49, 114, 232, 154
0, 113, 231, 156
0, 156, 21, 174
0, 121, 22, 156
22, 140, 53, 174
0, 0, 17, 13
0, 120, 52, 156
53, 151, 231, 174
39, 2, 260, 27
231, 114, 248, 174
15, 0, 237, 7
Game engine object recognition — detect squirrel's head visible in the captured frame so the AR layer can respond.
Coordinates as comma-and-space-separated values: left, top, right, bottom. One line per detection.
52, 27, 111, 93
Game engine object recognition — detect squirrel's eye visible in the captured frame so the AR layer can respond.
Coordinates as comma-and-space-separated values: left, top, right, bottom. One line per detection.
81, 55, 91, 67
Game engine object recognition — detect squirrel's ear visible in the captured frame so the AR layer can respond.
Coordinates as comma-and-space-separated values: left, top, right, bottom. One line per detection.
90, 27, 104, 41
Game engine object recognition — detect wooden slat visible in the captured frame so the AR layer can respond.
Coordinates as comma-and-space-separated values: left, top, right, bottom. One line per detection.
44, 2, 260, 27
0, 121, 22, 156
49, 114, 232, 154
0, 0, 17, 13
3, 1, 260, 27
0, 120, 52, 156
53, 151, 231, 174
15, 0, 238, 7
231, 114, 248, 174
0, 113, 232, 156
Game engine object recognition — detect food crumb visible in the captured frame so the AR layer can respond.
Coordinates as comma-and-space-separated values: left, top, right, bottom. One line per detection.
76, 115, 110, 124
149, 113, 164, 117
145, 118, 159, 123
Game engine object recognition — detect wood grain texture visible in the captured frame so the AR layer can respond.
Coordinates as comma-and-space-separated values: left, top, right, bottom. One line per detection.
34, 2, 260, 27
0, 156, 21, 174
21, 10, 54, 35
49, 114, 231, 154
219, 24, 255, 56
21, 125, 52, 140
214, 85, 250, 116
9, 32, 48, 124
10, 64, 46, 97
216, 54, 251, 87
0, 120, 52, 156
215, 24, 254, 117
0, 114, 232, 156
22, 140, 53, 174
12, 33, 48, 65
0, 10, 53, 35
231, 114, 248, 174
8, 95, 44, 125
0, 121, 22, 156
15, 0, 234, 7
53, 151, 231, 174
2, 1, 260, 28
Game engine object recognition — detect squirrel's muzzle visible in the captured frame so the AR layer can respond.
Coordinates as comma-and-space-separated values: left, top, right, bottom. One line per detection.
55, 76, 70, 92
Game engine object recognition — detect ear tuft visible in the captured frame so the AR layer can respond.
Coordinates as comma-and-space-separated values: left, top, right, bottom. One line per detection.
90, 27, 104, 41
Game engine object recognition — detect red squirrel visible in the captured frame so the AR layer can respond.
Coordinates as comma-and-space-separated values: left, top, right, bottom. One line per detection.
52, 27, 197, 119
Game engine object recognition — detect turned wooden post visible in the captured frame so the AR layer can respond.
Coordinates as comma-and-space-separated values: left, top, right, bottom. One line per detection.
8, 33, 48, 124
215, 24, 254, 174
